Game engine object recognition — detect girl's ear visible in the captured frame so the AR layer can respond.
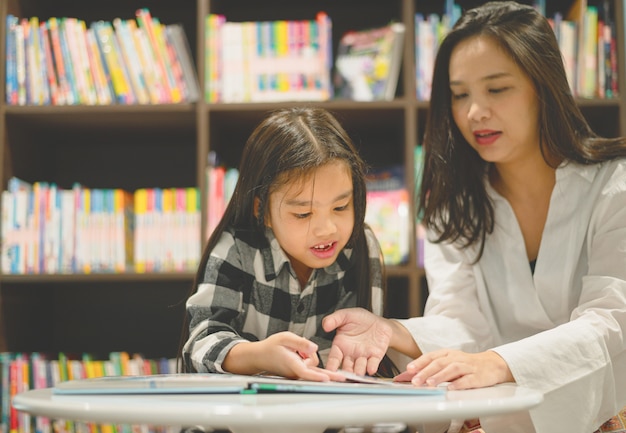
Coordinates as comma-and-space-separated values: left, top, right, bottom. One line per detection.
254, 197, 271, 227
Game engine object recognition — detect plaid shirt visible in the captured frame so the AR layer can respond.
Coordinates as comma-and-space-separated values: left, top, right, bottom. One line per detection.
183, 226, 383, 373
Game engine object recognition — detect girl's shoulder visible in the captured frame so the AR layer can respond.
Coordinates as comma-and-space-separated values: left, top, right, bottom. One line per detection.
210, 227, 266, 259
363, 225, 383, 258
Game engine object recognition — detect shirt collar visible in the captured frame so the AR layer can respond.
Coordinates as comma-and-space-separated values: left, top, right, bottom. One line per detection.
555, 159, 599, 183
261, 228, 353, 281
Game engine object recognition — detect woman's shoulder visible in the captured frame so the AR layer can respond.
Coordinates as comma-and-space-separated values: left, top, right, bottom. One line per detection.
560, 157, 626, 185
588, 157, 626, 187
598, 157, 626, 195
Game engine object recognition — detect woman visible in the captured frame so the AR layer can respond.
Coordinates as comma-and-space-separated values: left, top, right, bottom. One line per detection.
322, 2, 626, 432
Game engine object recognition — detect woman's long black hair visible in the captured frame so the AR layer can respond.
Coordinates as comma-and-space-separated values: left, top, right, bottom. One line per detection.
419, 1, 626, 259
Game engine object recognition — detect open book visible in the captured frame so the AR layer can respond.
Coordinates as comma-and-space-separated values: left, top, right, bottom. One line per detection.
52, 372, 446, 397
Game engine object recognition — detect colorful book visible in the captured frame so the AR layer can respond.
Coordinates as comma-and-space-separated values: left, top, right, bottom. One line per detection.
48, 17, 73, 105
365, 188, 410, 265
5, 15, 19, 105
113, 18, 149, 104
334, 22, 406, 101
165, 23, 200, 102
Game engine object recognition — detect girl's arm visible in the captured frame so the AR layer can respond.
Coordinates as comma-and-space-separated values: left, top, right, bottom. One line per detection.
183, 231, 251, 373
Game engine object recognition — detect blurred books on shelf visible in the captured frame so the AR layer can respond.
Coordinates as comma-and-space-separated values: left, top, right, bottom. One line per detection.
365, 165, 409, 265
204, 12, 333, 103
334, 22, 405, 101
1, 177, 200, 275
4, 9, 199, 106
414, 1, 618, 101
0, 351, 178, 433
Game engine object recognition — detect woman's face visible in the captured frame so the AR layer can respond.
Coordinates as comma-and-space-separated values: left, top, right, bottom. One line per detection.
265, 160, 355, 285
449, 35, 542, 168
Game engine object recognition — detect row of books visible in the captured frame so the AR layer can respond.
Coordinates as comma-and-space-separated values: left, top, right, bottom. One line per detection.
205, 12, 333, 103
0, 351, 178, 433
415, 2, 618, 101
1, 157, 426, 274
205, 164, 238, 239
5, 9, 200, 106
1, 179, 201, 275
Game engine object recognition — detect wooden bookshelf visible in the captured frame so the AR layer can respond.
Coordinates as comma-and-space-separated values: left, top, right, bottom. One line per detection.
0, 0, 624, 358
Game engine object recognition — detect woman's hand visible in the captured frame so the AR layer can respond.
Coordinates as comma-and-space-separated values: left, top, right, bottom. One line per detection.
322, 307, 393, 376
394, 349, 514, 390
224, 331, 344, 382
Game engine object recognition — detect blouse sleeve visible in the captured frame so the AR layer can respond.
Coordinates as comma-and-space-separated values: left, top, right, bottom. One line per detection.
400, 234, 494, 353
183, 230, 250, 373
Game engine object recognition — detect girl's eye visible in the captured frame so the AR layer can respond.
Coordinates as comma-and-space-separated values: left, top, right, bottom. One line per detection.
334, 204, 350, 212
294, 212, 311, 219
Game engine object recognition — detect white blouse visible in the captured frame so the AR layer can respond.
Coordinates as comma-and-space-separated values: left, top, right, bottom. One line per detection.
401, 159, 626, 433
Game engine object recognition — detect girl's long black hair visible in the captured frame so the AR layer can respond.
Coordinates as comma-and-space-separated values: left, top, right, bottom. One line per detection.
178, 107, 397, 376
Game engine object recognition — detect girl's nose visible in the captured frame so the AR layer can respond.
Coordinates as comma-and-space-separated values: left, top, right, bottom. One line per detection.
313, 216, 337, 237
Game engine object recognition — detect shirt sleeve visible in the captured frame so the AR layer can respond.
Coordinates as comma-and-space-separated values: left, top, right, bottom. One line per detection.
183, 230, 250, 373
399, 234, 494, 353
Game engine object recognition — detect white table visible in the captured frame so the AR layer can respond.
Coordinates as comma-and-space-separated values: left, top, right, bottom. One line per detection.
14, 384, 543, 433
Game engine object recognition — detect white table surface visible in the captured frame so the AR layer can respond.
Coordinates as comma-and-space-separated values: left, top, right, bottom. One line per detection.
14, 384, 543, 433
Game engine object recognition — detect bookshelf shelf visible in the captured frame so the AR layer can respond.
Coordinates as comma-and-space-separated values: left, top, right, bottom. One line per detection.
0, 272, 195, 284
1, 0, 624, 359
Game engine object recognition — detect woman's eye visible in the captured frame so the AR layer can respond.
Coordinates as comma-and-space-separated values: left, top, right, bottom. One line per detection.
451, 92, 467, 100
490, 87, 509, 94
294, 213, 310, 219
334, 204, 349, 212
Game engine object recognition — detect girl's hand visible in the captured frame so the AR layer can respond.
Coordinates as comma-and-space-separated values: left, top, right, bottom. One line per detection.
322, 307, 392, 376
394, 349, 514, 390
227, 331, 343, 382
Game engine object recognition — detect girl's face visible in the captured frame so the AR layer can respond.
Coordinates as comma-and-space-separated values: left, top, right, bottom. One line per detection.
449, 35, 541, 168
266, 160, 355, 285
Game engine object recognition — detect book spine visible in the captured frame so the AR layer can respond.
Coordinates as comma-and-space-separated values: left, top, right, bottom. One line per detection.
133, 188, 147, 273
48, 17, 73, 105
152, 18, 182, 103
93, 21, 133, 104
127, 19, 158, 104
136, 9, 175, 103
5, 15, 19, 105
162, 26, 187, 101
15, 19, 26, 105
89, 21, 116, 104
58, 18, 80, 105
83, 27, 111, 105
167, 24, 200, 102
40, 22, 59, 105
113, 18, 149, 104
74, 19, 98, 105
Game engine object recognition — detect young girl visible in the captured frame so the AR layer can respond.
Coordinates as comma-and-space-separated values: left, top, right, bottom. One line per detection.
181, 107, 395, 381
322, 2, 626, 432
